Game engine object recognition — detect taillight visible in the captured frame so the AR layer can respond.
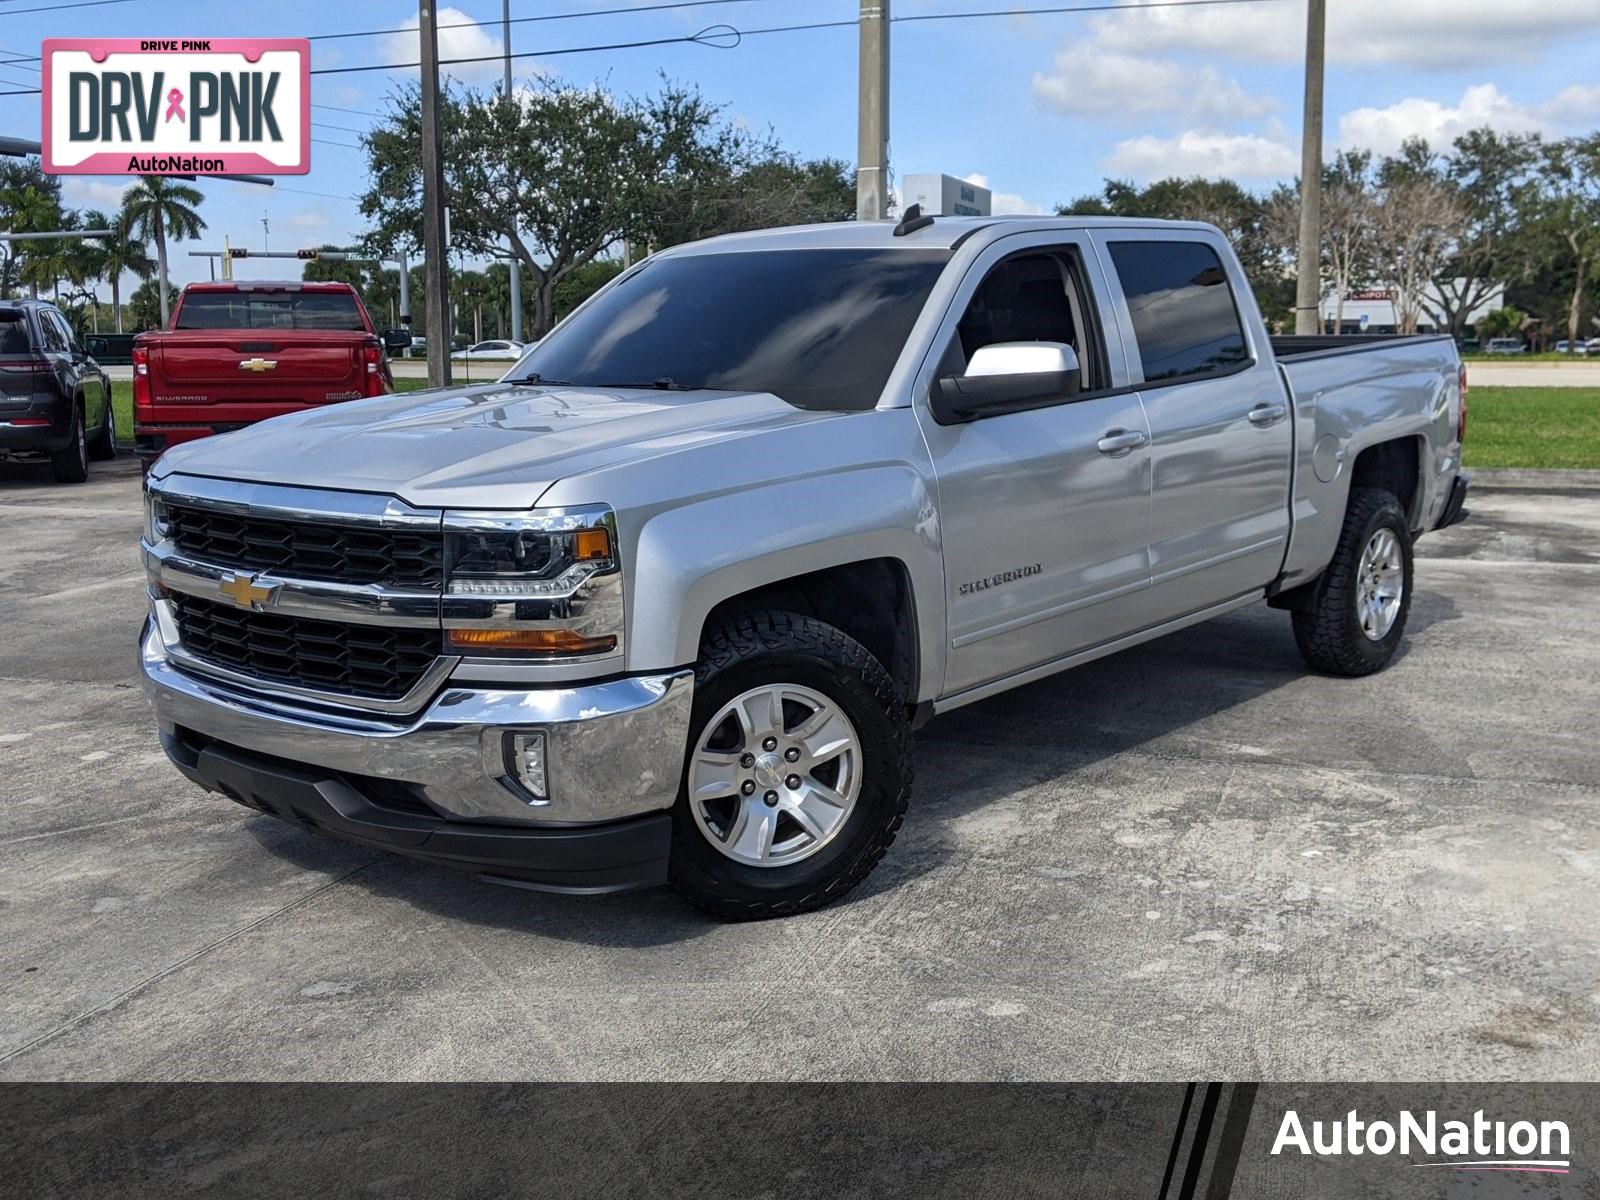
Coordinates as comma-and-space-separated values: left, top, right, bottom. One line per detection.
132, 345, 151, 410
0, 355, 50, 372
362, 338, 385, 396
1457, 363, 1469, 444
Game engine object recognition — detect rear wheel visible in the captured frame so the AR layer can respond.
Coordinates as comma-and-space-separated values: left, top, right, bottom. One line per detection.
50, 404, 89, 484
669, 610, 911, 920
87, 392, 116, 461
1291, 486, 1413, 676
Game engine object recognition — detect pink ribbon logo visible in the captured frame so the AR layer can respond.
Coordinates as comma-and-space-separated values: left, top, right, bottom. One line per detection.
164, 87, 185, 123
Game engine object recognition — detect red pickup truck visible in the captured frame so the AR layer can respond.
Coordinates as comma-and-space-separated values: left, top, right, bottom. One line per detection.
133, 281, 408, 469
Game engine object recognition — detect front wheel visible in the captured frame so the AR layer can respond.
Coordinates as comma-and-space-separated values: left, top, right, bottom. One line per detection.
1291, 486, 1414, 676
669, 610, 911, 920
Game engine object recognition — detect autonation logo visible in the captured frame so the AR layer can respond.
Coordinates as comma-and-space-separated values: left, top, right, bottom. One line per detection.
1272, 1109, 1572, 1175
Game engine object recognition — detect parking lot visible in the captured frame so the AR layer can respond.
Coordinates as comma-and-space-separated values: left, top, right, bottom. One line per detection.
1, 456, 1598, 1082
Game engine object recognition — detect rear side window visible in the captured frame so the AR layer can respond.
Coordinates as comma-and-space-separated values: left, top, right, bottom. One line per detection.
1107, 241, 1249, 383
175, 291, 366, 332
34, 311, 66, 353
0, 311, 31, 355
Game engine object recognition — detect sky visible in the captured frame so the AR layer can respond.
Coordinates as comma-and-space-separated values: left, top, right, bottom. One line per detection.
4, 0, 1600, 291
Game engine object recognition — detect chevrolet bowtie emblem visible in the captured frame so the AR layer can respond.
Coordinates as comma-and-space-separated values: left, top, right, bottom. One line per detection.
218, 572, 278, 610
238, 357, 278, 372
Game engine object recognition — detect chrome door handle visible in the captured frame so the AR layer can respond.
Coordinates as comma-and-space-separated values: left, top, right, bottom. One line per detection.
1248, 402, 1288, 426
1096, 428, 1148, 456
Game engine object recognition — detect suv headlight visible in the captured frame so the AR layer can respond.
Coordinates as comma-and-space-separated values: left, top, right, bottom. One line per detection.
441, 506, 623, 658
142, 488, 172, 545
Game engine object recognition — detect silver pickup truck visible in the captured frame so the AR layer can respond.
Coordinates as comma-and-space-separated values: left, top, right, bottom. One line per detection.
139, 215, 1469, 919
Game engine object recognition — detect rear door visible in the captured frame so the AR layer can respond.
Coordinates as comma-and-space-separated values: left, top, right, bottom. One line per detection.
1092, 231, 1293, 615
915, 230, 1154, 699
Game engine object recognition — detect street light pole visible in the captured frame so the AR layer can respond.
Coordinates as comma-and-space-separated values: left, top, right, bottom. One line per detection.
856, 0, 890, 221
503, 0, 523, 343
418, 0, 452, 387
1294, 0, 1327, 335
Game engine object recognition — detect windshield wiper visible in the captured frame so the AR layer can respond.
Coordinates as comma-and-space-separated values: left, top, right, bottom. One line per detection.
510, 373, 576, 386
585, 377, 693, 391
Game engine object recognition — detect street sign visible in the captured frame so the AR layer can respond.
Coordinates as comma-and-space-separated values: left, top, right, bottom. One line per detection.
41, 38, 310, 176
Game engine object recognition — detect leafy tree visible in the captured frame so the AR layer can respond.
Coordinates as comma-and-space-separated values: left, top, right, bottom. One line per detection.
360, 77, 849, 338
0, 158, 64, 299
1432, 128, 1540, 337
122, 175, 206, 326
84, 206, 153, 333
554, 258, 624, 322
1476, 304, 1525, 341
125, 276, 164, 331
1525, 134, 1600, 347
1370, 142, 1468, 335
301, 245, 369, 290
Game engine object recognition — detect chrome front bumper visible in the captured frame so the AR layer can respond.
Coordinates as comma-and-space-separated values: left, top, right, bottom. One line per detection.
139, 618, 693, 827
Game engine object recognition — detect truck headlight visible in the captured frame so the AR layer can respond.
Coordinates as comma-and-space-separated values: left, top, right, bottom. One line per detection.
442, 507, 623, 658
143, 489, 172, 544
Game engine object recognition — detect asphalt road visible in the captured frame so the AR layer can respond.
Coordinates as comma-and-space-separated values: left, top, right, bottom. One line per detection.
1, 459, 1597, 1082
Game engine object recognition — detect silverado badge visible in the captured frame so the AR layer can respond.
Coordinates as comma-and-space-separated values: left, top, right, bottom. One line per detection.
238, 357, 278, 372
218, 572, 279, 611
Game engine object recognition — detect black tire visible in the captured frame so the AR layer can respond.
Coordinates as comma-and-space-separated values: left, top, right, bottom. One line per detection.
669, 610, 911, 921
87, 391, 116, 461
1291, 486, 1413, 676
50, 404, 89, 484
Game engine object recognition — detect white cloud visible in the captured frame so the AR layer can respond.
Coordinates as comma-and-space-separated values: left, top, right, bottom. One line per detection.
60, 178, 132, 211
1103, 131, 1297, 181
1085, 0, 1600, 69
961, 173, 1045, 216
1336, 83, 1600, 156
379, 6, 506, 85
1031, 43, 1273, 123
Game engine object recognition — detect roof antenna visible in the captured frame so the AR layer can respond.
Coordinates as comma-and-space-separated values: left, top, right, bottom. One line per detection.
893, 203, 934, 237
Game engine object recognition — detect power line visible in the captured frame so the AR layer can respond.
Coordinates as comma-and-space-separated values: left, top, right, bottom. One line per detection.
0, 0, 143, 15
309, 0, 787, 45
312, 102, 382, 120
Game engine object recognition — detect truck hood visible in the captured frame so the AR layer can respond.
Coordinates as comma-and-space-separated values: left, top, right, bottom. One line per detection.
154, 380, 844, 508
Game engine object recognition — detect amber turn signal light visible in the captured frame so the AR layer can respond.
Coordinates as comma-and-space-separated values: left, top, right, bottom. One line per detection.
447, 628, 617, 655
573, 528, 612, 562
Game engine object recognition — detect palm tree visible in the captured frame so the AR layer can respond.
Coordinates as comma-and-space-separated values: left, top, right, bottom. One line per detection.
91, 207, 155, 333
122, 175, 205, 326
3, 184, 62, 299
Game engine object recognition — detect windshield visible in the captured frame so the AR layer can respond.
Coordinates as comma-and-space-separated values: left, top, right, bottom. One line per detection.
175, 291, 367, 332
514, 247, 950, 411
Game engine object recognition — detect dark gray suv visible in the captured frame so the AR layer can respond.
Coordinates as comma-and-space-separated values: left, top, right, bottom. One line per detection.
0, 300, 115, 482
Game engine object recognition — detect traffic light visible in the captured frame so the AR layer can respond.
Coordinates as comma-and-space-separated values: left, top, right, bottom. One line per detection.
228, 247, 249, 258
296, 248, 319, 260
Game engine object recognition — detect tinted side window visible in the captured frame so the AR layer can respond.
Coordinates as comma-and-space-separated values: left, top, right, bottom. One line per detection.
1107, 241, 1249, 383
50, 311, 79, 353
35, 311, 66, 353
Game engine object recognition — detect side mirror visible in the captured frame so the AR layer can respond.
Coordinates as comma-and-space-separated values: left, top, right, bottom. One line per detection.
85, 336, 108, 358
381, 327, 412, 355
932, 341, 1081, 424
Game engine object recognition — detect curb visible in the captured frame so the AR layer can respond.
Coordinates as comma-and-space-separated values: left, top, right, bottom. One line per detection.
1470, 468, 1600, 493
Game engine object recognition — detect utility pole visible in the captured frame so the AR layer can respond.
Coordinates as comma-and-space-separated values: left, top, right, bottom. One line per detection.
418, 0, 452, 387
1294, 0, 1326, 335
856, 0, 890, 221
503, 0, 523, 343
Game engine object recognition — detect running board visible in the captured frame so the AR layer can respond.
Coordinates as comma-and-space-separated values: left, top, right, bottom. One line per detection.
932, 591, 1264, 716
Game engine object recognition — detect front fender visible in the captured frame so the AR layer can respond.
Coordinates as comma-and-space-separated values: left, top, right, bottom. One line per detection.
625, 465, 945, 701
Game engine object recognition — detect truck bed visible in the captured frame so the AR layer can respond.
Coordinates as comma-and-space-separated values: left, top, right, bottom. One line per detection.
1269, 333, 1454, 361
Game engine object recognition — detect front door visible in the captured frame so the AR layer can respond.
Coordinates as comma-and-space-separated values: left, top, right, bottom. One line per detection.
916, 233, 1154, 699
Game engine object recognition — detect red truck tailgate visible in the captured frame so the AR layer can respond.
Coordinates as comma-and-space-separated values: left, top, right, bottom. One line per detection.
153, 331, 366, 402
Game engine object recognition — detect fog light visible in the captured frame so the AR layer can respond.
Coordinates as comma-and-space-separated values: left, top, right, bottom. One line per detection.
508, 732, 548, 801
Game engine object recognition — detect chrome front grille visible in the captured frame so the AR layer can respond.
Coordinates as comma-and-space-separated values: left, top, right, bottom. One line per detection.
169, 593, 441, 702
164, 502, 445, 589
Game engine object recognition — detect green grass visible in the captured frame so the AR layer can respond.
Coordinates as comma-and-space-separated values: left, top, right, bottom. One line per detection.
1462, 386, 1600, 470
1462, 351, 1600, 363
113, 380, 1600, 470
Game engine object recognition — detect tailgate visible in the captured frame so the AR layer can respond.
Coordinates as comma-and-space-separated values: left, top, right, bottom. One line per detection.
154, 334, 364, 400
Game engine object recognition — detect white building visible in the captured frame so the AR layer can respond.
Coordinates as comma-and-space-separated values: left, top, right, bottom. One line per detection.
1320, 280, 1505, 335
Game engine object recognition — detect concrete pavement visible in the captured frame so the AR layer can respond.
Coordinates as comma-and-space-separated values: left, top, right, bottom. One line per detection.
1, 460, 1598, 1081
